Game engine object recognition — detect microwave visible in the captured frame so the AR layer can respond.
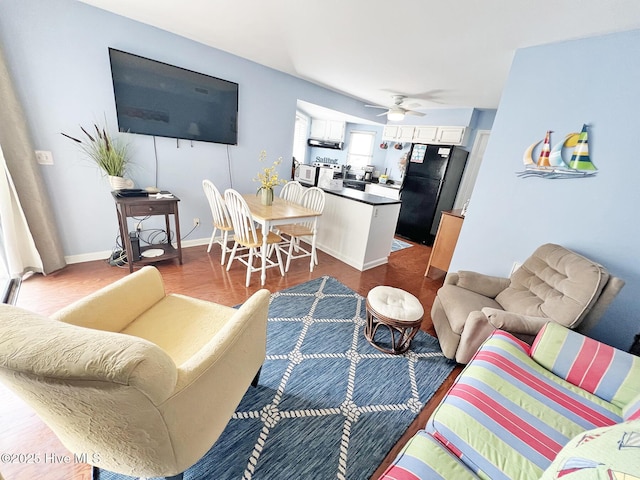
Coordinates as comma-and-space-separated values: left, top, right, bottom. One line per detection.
294, 164, 320, 186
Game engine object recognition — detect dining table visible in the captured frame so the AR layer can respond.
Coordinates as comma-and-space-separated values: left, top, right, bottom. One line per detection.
242, 194, 323, 285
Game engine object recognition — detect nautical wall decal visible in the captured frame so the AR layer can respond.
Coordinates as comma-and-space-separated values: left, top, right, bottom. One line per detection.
517, 124, 597, 178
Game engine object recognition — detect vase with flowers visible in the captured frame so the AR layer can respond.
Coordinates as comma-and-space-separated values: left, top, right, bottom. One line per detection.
253, 150, 286, 206
62, 122, 133, 190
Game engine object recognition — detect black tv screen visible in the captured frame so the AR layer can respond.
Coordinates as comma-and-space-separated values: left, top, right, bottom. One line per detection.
108, 48, 238, 145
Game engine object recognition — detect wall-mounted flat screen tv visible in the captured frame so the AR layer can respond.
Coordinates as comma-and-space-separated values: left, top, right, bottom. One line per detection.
109, 48, 238, 145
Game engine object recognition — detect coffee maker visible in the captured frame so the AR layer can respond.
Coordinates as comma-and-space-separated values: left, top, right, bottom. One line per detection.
364, 165, 375, 182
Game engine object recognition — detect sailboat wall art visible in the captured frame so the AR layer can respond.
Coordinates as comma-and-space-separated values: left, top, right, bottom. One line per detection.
517, 124, 598, 179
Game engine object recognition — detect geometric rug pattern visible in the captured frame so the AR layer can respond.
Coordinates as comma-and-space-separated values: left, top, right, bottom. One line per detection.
391, 238, 413, 252
96, 276, 455, 480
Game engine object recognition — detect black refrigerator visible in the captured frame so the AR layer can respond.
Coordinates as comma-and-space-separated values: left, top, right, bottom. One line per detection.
395, 144, 468, 245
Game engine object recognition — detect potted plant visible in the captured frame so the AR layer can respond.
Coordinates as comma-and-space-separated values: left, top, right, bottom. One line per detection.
62, 123, 133, 190
253, 150, 286, 205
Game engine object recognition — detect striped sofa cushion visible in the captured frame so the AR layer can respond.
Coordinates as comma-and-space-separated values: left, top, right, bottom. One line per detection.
379, 430, 478, 480
426, 330, 622, 480
531, 322, 640, 409
623, 393, 640, 420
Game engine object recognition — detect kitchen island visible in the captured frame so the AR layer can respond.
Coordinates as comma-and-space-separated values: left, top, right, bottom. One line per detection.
314, 187, 401, 271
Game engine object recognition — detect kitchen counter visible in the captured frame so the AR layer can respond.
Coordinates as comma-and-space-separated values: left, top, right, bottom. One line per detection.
343, 177, 402, 189
320, 186, 401, 206
312, 187, 402, 271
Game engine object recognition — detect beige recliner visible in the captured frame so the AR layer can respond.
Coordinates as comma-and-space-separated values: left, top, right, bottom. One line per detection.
432, 243, 625, 364
0, 266, 270, 479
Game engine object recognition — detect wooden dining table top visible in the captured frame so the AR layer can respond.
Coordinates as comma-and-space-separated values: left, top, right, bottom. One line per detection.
242, 194, 321, 221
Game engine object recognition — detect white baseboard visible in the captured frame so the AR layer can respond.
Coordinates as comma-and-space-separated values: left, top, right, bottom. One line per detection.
64, 237, 211, 265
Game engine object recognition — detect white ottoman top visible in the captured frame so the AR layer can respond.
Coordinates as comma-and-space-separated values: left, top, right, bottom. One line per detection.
367, 286, 424, 322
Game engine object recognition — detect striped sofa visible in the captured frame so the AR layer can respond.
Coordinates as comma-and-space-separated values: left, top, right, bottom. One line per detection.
380, 322, 640, 479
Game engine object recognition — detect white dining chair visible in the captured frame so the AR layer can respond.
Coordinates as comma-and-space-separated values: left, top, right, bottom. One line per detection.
224, 189, 285, 287
202, 180, 234, 265
278, 187, 325, 272
279, 181, 304, 204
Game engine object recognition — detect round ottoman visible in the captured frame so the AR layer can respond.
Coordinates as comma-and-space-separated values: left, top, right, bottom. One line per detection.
365, 286, 424, 355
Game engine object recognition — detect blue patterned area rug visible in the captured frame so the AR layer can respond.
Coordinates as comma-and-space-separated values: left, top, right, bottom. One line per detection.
95, 276, 455, 480
391, 238, 413, 252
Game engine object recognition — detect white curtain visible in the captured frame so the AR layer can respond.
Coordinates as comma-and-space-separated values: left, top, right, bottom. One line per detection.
0, 43, 65, 275
0, 143, 43, 276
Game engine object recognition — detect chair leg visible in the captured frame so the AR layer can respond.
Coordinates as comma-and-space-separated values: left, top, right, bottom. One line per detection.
251, 366, 262, 387
207, 226, 218, 253
285, 235, 295, 272
246, 248, 254, 287
220, 230, 229, 265
275, 243, 285, 276
226, 242, 238, 271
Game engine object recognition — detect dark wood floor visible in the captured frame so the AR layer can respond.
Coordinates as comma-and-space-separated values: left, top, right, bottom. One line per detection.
0, 240, 462, 480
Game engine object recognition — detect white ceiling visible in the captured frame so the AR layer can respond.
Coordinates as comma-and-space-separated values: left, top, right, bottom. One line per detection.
79, 0, 640, 113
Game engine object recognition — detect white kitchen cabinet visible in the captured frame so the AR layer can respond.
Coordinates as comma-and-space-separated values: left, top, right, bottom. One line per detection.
310, 119, 345, 142
382, 125, 414, 142
437, 126, 466, 145
412, 126, 438, 143
412, 126, 466, 145
365, 183, 401, 200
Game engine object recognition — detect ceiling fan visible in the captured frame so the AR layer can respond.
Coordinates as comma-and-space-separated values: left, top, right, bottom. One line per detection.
364, 95, 426, 121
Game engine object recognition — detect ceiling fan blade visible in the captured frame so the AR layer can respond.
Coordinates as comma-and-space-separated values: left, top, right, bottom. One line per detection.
406, 110, 426, 117
364, 104, 387, 109
376, 112, 389, 117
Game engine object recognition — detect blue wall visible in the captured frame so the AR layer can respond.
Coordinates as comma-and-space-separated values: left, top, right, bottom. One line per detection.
0, 0, 383, 258
452, 30, 640, 351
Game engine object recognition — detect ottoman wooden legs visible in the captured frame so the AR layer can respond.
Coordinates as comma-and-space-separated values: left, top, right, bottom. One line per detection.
364, 286, 424, 355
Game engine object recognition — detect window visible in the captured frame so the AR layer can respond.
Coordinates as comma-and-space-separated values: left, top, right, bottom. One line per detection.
347, 131, 376, 169
292, 112, 309, 164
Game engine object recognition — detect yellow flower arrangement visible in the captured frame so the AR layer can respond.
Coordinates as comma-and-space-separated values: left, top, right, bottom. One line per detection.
253, 150, 286, 192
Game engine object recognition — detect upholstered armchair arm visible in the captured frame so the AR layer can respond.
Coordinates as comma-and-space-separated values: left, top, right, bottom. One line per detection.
175, 289, 270, 389
456, 310, 498, 364
482, 308, 550, 336
443, 272, 459, 285
454, 271, 511, 298
51, 266, 166, 333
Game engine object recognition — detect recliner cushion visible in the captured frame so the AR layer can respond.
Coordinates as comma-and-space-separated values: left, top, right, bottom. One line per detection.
436, 284, 502, 334
495, 244, 609, 328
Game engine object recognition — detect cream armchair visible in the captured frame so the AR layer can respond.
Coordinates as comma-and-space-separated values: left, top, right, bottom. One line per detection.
0, 266, 270, 479
432, 243, 625, 364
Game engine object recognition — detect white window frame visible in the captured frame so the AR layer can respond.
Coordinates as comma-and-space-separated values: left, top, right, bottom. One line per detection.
292, 112, 309, 164
347, 130, 376, 169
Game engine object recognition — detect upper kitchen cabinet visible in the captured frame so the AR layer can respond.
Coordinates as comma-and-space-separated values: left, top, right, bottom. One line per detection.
412, 126, 438, 143
412, 126, 467, 145
310, 119, 346, 142
382, 125, 415, 142
436, 126, 467, 145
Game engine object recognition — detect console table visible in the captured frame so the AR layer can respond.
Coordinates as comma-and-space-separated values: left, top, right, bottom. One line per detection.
112, 192, 182, 272
425, 209, 464, 277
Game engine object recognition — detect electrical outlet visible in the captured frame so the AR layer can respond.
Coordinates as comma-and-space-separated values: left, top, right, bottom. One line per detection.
35, 150, 54, 165
193, 218, 200, 227
136, 221, 143, 232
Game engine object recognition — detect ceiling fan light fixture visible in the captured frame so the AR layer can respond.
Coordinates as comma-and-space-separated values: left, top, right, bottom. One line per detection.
387, 110, 405, 121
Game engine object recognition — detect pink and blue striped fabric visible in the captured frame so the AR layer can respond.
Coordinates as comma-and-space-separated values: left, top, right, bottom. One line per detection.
378, 430, 478, 480
531, 322, 640, 408
425, 330, 622, 480
623, 393, 640, 420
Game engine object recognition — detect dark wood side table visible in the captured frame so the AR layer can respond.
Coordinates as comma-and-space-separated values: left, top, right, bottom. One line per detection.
112, 191, 182, 272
